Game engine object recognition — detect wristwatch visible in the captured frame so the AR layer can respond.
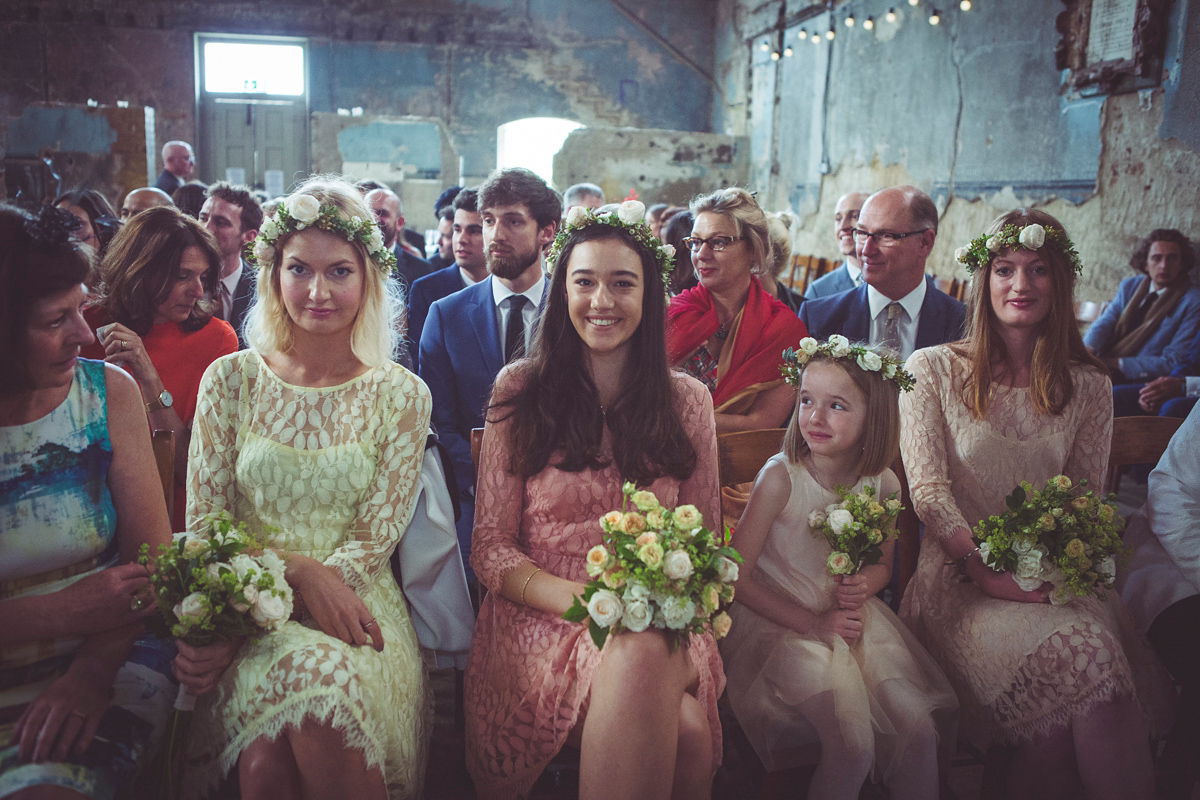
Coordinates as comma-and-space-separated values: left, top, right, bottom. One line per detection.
146, 389, 174, 413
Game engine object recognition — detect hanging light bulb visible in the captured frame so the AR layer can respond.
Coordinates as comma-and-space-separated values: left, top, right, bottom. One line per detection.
863, 15, 875, 29
929, 8, 941, 23
770, 50, 781, 60
845, 14, 855, 27
760, 41, 770, 51
798, 28, 808, 39
826, 27, 835, 40
812, 31, 822, 43
784, 45, 794, 56
886, 7, 897, 22
959, 0, 971, 8
908, 0, 919, 6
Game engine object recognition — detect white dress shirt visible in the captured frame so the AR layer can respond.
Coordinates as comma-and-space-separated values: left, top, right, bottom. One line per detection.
491, 276, 545, 356
845, 261, 863, 286
867, 279, 926, 360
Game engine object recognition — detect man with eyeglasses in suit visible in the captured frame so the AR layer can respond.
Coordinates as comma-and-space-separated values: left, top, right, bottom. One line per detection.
800, 185, 965, 360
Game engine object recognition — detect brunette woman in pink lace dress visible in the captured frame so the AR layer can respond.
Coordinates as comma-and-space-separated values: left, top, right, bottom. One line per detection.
464, 209, 725, 800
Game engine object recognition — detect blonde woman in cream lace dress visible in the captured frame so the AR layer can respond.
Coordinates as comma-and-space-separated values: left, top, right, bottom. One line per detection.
176, 180, 431, 800
900, 210, 1171, 800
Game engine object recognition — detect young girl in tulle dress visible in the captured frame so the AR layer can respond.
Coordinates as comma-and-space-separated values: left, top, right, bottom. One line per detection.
720, 336, 958, 800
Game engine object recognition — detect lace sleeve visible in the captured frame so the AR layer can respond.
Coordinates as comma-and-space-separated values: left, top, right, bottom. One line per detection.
674, 375, 722, 531
324, 371, 432, 592
187, 354, 241, 530
469, 367, 531, 594
899, 348, 971, 540
1063, 367, 1112, 491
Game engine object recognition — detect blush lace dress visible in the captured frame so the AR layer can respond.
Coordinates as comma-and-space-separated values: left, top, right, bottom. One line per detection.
464, 370, 726, 799
899, 346, 1172, 748
182, 351, 432, 799
720, 455, 958, 798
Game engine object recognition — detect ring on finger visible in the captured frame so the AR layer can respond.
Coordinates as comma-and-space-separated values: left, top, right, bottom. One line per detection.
130, 595, 146, 611
364, 618, 379, 628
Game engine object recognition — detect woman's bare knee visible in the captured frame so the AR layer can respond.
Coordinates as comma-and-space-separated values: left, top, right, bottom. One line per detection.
238, 735, 300, 799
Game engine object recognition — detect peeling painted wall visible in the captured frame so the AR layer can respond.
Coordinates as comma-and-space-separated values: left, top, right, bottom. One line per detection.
719, 0, 1200, 302
553, 126, 749, 207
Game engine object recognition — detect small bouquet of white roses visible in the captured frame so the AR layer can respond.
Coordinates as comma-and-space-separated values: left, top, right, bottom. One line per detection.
972, 475, 1125, 605
139, 511, 292, 709
563, 483, 742, 650
809, 484, 903, 576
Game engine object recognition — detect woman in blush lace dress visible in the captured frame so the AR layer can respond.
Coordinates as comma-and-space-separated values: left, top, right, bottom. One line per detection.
900, 209, 1172, 800
465, 204, 725, 800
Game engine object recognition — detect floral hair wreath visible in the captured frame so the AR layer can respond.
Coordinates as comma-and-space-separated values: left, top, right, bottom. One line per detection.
781, 335, 916, 393
547, 199, 676, 285
249, 193, 397, 277
955, 222, 1083, 277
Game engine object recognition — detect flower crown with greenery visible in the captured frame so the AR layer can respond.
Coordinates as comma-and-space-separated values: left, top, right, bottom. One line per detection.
249, 193, 397, 276
955, 222, 1083, 277
781, 335, 916, 392
547, 199, 676, 285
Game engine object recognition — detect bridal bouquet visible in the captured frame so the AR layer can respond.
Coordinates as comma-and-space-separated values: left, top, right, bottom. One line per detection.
973, 475, 1125, 605
809, 484, 903, 576
563, 483, 742, 649
139, 511, 293, 708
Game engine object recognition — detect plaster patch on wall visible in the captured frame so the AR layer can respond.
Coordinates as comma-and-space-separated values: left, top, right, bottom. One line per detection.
336, 121, 443, 179
6, 106, 118, 157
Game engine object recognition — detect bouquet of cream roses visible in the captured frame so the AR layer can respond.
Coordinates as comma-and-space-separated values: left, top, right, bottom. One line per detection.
140, 511, 293, 709
973, 475, 1125, 605
563, 483, 742, 649
809, 484, 903, 576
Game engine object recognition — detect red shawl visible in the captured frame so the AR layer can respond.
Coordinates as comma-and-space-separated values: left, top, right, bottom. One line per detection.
667, 277, 808, 410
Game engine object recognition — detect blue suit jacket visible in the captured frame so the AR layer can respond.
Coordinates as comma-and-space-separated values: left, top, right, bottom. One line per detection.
407, 265, 467, 368
1170, 328, 1200, 378
799, 276, 967, 354
804, 263, 857, 300
1083, 276, 1200, 380
418, 276, 547, 496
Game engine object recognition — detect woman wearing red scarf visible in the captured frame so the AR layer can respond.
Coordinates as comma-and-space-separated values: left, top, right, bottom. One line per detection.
667, 188, 807, 433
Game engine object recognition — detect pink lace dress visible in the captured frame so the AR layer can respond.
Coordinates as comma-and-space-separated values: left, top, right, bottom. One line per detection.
464, 370, 726, 799
898, 346, 1173, 748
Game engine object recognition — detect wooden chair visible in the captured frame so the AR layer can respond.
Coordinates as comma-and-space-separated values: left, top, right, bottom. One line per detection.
717, 428, 787, 488
785, 255, 832, 295
151, 429, 174, 524
1104, 415, 1183, 495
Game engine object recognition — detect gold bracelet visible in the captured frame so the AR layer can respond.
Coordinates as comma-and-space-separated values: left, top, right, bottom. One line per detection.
520, 567, 542, 606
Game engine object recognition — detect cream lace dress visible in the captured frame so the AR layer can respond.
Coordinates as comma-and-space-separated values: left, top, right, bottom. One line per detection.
183, 351, 432, 799
899, 346, 1172, 748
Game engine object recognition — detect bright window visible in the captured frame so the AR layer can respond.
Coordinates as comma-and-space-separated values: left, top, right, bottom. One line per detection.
496, 117, 583, 188
203, 42, 304, 96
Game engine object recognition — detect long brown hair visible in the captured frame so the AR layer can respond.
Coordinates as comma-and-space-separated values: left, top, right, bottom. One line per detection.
954, 209, 1104, 417
95, 206, 220, 335
489, 224, 697, 484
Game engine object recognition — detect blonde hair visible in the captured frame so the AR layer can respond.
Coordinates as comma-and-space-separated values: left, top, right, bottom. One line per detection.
955, 208, 1104, 417
765, 211, 795, 279
244, 176, 401, 367
781, 353, 901, 477
689, 187, 773, 276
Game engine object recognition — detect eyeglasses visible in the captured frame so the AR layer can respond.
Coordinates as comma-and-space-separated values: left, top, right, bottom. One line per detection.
851, 228, 930, 247
682, 235, 742, 252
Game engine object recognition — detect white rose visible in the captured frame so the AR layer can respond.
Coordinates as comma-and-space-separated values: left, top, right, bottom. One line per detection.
663, 550, 694, 581
233, 582, 258, 613
799, 337, 820, 355
251, 592, 288, 628
1019, 223, 1045, 250
715, 555, 739, 583
182, 536, 207, 559
672, 504, 703, 531
1097, 555, 1117, 584
659, 243, 675, 259
978, 541, 992, 564
1015, 551, 1044, 580
366, 225, 384, 252
661, 595, 697, 630
986, 235, 1002, 253
828, 509, 855, 536
286, 194, 321, 224
259, 550, 286, 578
254, 240, 275, 265
259, 217, 279, 240
230, 554, 258, 581
856, 350, 883, 372
616, 200, 646, 225
175, 592, 208, 625
827, 334, 851, 357
621, 599, 653, 633
883, 363, 897, 379
954, 246, 968, 264
1014, 573, 1044, 592
587, 589, 624, 628
566, 205, 589, 227
1011, 537, 1033, 555
586, 544, 611, 577
623, 581, 651, 602
808, 509, 827, 529
206, 563, 226, 582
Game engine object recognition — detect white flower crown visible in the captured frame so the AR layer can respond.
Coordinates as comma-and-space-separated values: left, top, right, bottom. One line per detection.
547, 199, 676, 285
781, 335, 916, 392
249, 193, 397, 276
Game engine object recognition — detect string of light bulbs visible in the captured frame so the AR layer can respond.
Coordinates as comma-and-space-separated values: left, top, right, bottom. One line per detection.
758, 0, 974, 58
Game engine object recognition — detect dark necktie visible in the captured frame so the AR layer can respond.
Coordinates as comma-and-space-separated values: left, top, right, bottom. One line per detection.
219, 282, 233, 321
505, 295, 528, 363
883, 302, 903, 354
1126, 291, 1158, 331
